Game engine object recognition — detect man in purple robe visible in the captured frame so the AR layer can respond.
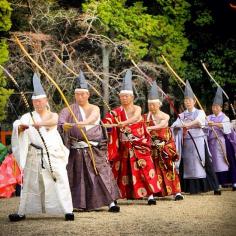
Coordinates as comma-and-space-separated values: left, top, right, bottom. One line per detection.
58, 70, 120, 212
207, 87, 236, 191
172, 80, 221, 194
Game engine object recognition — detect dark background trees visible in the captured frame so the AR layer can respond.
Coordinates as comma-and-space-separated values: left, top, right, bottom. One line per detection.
1, 0, 235, 125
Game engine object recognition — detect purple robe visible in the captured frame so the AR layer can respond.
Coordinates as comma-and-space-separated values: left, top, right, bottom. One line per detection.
172, 108, 219, 194
58, 103, 120, 210
173, 108, 207, 179
207, 112, 236, 185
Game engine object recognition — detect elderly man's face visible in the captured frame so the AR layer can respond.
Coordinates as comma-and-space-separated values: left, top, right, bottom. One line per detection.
32, 97, 48, 112
184, 97, 196, 110
119, 93, 134, 106
75, 91, 90, 105
148, 102, 160, 114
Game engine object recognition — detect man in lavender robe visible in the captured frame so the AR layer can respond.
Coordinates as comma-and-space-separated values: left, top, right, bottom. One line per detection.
58, 70, 120, 212
207, 87, 236, 191
172, 80, 220, 194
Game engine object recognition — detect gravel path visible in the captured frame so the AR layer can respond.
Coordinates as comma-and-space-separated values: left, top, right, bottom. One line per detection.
0, 190, 236, 236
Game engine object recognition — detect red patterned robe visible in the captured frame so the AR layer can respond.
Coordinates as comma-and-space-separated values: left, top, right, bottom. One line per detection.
0, 154, 22, 198
143, 113, 181, 196
103, 107, 161, 199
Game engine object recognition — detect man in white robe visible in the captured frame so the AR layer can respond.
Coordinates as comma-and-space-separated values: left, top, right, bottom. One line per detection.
9, 73, 74, 221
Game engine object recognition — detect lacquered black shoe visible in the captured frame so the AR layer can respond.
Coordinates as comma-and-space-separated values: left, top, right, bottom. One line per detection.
174, 194, 184, 201
214, 190, 222, 195
9, 214, 26, 222
108, 205, 120, 213
232, 186, 236, 191
147, 199, 156, 205
65, 213, 74, 221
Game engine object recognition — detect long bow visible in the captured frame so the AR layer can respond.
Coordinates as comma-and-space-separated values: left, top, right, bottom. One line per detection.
14, 35, 98, 175
0, 65, 57, 181
131, 59, 179, 175
162, 55, 229, 166
52, 52, 113, 114
201, 60, 236, 118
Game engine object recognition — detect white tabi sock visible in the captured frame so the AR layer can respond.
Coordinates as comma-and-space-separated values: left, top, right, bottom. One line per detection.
109, 202, 116, 208
174, 192, 184, 198
233, 183, 236, 188
148, 194, 154, 201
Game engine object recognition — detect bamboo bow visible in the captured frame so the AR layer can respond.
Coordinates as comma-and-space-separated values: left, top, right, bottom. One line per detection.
162, 55, 229, 166
0, 65, 57, 181
14, 35, 98, 174
201, 60, 236, 118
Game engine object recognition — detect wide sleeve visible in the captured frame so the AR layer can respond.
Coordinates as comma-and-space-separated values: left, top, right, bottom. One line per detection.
57, 107, 70, 148
222, 115, 231, 134
195, 110, 206, 126
11, 113, 31, 169
102, 111, 120, 161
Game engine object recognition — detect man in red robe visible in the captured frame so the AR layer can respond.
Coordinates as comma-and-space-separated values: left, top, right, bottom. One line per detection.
143, 81, 183, 200
103, 70, 161, 204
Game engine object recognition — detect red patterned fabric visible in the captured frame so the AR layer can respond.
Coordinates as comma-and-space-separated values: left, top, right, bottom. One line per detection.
143, 114, 181, 196
103, 107, 161, 199
0, 154, 22, 198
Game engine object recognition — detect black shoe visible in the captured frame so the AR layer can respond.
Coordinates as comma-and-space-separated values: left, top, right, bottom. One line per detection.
174, 194, 184, 201
214, 190, 222, 195
232, 186, 236, 191
147, 199, 156, 205
108, 205, 120, 213
65, 213, 74, 221
9, 214, 26, 222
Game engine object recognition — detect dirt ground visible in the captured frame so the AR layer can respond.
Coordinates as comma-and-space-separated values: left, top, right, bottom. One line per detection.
0, 190, 236, 236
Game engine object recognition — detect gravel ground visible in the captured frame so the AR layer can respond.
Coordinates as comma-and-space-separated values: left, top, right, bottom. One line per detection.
0, 190, 236, 236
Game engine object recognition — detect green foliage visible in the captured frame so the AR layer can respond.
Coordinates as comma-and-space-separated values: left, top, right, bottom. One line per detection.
0, 39, 13, 121
0, 0, 12, 31
183, 0, 236, 112
83, 0, 190, 69
0, 0, 12, 121
193, 10, 213, 26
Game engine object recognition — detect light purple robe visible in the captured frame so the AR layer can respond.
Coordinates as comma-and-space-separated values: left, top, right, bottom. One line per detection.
207, 112, 231, 172
172, 108, 208, 179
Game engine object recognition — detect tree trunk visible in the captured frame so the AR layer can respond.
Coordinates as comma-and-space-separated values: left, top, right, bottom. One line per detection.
102, 44, 112, 115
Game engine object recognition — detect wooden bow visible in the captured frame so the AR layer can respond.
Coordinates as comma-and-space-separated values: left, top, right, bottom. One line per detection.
14, 35, 98, 174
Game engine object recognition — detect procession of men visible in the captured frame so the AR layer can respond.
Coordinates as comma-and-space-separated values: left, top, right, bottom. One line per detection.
1, 67, 235, 222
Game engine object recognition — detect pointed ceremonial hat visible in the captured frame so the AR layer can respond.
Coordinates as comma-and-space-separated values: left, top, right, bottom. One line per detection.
32, 73, 47, 99
148, 81, 162, 104
184, 80, 195, 99
213, 87, 223, 106
120, 69, 133, 94
75, 70, 89, 92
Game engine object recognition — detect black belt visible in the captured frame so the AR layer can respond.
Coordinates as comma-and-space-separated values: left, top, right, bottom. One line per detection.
30, 143, 45, 169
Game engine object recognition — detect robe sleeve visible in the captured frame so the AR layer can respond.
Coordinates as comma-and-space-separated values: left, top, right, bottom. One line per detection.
222, 115, 231, 134
171, 117, 182, 128
11, 113, 31, 169
58, 107, 71, 148
102, 111, 120, 161
195, 110, 206, 126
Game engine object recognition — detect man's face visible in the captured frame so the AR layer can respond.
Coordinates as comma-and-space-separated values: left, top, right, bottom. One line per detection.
32, 97, 48, 112
148, 102, 160, 114
119, 93, 134, 106
75, 91, 90, 105
212, 104, 222, 115
184, 97, 195, 110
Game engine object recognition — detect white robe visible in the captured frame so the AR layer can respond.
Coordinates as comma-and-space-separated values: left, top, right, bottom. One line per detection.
11, 111, 73, 215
